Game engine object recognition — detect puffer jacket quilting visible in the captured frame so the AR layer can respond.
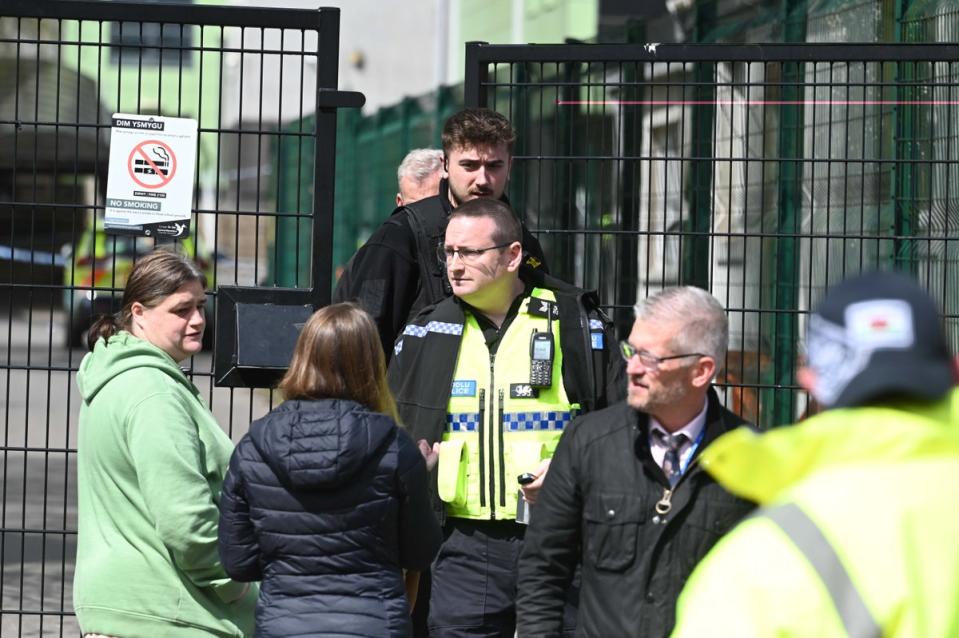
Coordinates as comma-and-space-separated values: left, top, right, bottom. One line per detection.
219, 398, 441, 638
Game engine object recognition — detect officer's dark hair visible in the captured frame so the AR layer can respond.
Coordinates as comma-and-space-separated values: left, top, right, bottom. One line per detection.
86, 248, 206, 351
448, 198, 522, 246
279, 302, 400, 422
442, 108, 516, 156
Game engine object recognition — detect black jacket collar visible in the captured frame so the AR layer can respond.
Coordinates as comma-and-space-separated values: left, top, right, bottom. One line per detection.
437, 177, 514, 216
632, 387, 748, 486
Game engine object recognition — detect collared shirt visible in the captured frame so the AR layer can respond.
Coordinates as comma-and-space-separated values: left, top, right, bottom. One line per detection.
648, 398, 709, 475
460, 283, 533, 355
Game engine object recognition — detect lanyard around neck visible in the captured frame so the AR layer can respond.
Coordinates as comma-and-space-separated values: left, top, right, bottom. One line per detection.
678, 425, 708, 475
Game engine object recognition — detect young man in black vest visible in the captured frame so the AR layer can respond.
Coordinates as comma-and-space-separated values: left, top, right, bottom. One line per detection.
333, 108, 548, 359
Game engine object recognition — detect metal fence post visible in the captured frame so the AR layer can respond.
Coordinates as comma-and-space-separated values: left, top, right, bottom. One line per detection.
685, 0, 718, 289
617, 22, 645, 331
893, 0, 918, 274
770, 1, 808, 426
312, 8, 341, 295
893, 60, 917, 274
464, 42, 489, 108
771, 62, 803, 426
509, 60, 530, 223
685, 62, 715, 290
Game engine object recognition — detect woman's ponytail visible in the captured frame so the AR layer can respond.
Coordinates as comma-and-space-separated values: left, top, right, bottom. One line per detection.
86, 313, 121, 352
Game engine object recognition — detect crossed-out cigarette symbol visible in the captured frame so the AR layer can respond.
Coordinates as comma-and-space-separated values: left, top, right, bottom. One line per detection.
128, 140, 177, 189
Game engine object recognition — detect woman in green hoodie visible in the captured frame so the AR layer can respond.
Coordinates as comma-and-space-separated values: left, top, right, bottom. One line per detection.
73, 249, 256, 637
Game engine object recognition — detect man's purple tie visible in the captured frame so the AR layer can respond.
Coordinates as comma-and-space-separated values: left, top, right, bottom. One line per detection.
653, 430, 689, 487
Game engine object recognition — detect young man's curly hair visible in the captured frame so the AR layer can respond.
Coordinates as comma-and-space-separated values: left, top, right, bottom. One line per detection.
442, 108, 517, 155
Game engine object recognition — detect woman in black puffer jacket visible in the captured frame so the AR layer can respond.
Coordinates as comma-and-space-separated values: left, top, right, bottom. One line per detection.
218, 303, 442, 638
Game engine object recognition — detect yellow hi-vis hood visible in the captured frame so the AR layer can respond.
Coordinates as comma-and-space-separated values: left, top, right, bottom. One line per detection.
698, 387, 959, 505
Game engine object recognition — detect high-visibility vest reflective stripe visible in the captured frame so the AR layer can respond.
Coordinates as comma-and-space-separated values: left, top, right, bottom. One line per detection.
440, 288, 578, 521
759, 503, 881, 638
448, 411, 572, 432
394, 320, 463, 357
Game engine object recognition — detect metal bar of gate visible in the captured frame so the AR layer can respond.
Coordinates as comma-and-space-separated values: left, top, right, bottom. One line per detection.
4, 0, 322, 29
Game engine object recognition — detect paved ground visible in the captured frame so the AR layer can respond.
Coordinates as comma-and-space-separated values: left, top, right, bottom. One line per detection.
1, 305, 273, 637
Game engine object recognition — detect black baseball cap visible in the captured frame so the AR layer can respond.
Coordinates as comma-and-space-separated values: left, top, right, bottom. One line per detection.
804, 270, 954, 409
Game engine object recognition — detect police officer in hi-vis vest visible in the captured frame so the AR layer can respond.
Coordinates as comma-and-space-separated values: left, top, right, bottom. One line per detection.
388, 198, 625, 638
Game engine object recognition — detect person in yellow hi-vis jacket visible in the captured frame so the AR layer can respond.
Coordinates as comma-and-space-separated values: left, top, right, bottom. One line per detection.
672, 270, 959, 638
387, 197, 625, 638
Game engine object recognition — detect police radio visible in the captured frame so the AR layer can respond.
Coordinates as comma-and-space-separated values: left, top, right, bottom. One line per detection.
529, 330, 554, 388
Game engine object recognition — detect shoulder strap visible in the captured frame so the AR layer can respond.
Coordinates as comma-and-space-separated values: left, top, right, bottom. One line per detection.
405, 197, 452, 305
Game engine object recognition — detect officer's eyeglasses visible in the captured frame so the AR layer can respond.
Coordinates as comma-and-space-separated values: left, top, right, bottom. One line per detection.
619, 341, 706, 371
437, 242, 512, 265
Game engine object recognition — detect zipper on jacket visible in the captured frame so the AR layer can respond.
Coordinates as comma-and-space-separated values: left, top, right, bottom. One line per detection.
498, 389, 506, 507
488, 352, 497, 518
478, 388, 486, 508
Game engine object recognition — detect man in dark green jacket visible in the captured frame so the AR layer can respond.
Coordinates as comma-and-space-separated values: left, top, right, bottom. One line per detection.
516, 286, 756, 637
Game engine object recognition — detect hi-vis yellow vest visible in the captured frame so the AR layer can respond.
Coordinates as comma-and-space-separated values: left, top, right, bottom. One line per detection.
437, 288, 580, 521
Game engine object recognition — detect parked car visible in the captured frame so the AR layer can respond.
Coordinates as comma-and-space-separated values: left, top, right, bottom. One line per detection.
61, 223, 215, 349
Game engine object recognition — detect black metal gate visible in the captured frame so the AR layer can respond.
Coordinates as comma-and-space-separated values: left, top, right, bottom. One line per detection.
464, 42, 959, 428
0, 1, 351, 634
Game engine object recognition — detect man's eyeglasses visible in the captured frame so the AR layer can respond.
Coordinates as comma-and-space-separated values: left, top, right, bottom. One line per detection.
619, 341, 706, 371
437, 242, 512, 264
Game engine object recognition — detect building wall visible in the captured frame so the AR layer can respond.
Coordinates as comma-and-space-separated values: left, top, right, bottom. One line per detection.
223, 0, 440, 115
449, 0, 599, 83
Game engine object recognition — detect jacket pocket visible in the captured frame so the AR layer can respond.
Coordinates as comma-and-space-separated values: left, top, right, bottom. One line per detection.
686, 494, 751, 536
583, 492, 644, 571
683, 495, 753, 564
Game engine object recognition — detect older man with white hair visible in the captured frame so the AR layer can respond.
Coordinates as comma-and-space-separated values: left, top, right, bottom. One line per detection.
395, 148, 444, 206
516, 286, 756, 638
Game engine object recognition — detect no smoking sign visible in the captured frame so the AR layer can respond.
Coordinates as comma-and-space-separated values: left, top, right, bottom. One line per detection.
105, 114, 197, 237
